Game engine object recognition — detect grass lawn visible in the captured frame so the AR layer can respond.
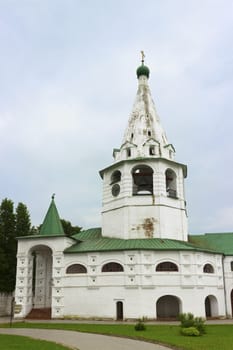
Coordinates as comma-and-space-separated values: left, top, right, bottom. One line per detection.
0, 333, 74, 350
1, 322, 233, 350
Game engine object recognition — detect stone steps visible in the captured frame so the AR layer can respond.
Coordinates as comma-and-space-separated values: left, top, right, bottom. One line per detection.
25, 308, 51, 320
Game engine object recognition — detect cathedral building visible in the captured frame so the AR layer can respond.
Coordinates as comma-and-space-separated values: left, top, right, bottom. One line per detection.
14, 57, 233, 320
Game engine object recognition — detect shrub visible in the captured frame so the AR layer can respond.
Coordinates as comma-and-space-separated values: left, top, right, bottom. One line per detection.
193, 316, 206, 335
178, 313, 195, 328
134, 319, 146, 331
178, 313, 206, 335
181, 327, 200, 336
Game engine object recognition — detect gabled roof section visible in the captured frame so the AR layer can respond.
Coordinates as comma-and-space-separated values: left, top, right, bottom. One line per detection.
143, 138, 160, 146
120, 141, 137, 149
65, 228, 219, 254
189, 232, 233, 256
164, 143, 176, 152
39, 196, 65, 236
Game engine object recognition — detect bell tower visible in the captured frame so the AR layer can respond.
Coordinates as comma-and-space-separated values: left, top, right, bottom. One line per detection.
100, 54, 188, 241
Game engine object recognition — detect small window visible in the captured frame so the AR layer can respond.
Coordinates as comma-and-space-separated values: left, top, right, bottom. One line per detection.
110, 170, 121, 184
149, 146, 155, 155
148, 130, 151, 137
66, 264, 87, 274
102, 262, 124, 272
131, 133, 134, 140
203, 264, 214, 273
231, 261, 233, 271
127, 148, 131, 157
156, 262, 178, 272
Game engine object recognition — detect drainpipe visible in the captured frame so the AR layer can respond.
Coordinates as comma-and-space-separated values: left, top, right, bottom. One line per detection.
222, 255, 228, 318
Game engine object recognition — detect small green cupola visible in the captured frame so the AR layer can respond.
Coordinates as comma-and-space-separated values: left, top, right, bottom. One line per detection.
136, 50, 150, 79
39, 194, 65, 236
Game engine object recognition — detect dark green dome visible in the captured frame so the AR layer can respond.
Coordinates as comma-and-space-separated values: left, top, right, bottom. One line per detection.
136, 63, 150, 79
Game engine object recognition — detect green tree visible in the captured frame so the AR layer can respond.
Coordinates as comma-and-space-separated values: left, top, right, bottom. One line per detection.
60, 219, 82, 237
15, 202, 31, 237
0, 198, 16, 292
0, 199, 32, 292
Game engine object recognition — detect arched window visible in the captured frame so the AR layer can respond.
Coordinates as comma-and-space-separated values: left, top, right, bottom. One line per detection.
132, 165, 153, 195
165, 169, 177, 198
102, 262, 124, 272
156, 262, 178, 272
110, 170, 121, 184
66, 264, 87, 274
203, 264, 214, 273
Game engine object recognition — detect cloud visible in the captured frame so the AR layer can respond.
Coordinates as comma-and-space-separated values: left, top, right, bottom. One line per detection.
0, 1, 232, 233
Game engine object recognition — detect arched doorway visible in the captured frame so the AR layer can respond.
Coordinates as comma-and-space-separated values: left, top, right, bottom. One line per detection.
27, 245, 53, 318
205, 295, 218, 318
116, 301, 123, 320
231, 290, 233, 317
205, 297, 211, 317
156, 295, 181, 319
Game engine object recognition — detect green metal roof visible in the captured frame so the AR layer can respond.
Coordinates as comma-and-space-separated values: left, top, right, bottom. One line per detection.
189, 233, 233, 256
65, 228, 218, 254
39, 197, 65, 236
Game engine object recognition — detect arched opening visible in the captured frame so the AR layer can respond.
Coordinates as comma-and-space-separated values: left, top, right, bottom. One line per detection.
165, 169, 177, 198
203, 264, 214, 273
156, 262, 178, 272
156, 295, 181, 319
132, 165, 153, 195
110, 170, 121, 184
205, 295, 218, 318
102, 262, 124, 272
27, 245, 53, 319
231, 290, 233, 317
66, 264, 87, 274
116, 301, 123, 320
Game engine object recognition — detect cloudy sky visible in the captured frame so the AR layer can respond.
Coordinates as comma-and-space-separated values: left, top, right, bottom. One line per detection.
0, 0, 233, 234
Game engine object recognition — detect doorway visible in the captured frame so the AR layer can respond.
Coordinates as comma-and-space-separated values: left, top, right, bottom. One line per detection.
156, 295, 180, 319
116, 301, 123, 320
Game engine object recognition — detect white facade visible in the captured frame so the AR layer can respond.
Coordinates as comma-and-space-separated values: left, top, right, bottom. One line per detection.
101, 158, 187, 241
14, 59, 233, 320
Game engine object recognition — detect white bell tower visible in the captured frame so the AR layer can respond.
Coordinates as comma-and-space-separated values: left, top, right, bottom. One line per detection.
100, 54, 188, 241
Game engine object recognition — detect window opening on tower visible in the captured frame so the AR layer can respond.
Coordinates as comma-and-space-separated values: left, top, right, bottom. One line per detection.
132, 165, 153, 195
110, 170, 121, 184
165, 169, 177, 198
149, 145, 155, 155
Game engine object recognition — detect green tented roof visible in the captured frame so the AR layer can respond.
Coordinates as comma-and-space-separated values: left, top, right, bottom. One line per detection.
189, 233, 233, 256
39, 197, 65, 236
65, 228, 218, 254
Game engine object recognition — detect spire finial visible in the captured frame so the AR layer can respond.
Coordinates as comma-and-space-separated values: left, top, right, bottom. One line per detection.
52, 193, 55, 200
140, 50, 145, 64
136, 52, 150, 79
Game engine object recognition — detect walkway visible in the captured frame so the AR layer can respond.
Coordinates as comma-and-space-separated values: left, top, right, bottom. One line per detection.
0, 328, 172, 350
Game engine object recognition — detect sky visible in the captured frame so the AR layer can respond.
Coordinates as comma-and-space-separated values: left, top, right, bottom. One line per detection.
0, 0, 233, 234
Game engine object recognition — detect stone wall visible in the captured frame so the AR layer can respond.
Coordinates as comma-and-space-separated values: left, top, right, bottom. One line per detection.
0, 293, 13, 316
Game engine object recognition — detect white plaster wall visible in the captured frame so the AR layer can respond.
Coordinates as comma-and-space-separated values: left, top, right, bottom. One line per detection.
222, 256, 233, 317
62, 250, 225, 319
14, 236, 74, 319
101, 158, 187, 241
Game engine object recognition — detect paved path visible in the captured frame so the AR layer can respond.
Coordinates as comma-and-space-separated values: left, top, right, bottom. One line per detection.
0, 328, 172, 350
